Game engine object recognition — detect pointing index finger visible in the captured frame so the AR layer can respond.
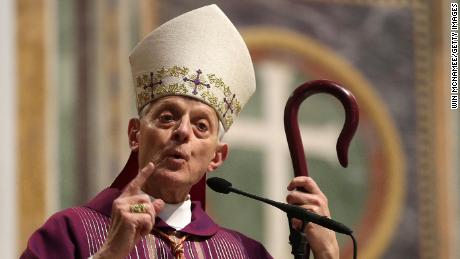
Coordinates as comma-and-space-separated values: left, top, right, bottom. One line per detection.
122, 162, 155, 196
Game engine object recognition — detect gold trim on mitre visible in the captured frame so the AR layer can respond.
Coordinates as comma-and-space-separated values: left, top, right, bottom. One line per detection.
129, 5, 255, 131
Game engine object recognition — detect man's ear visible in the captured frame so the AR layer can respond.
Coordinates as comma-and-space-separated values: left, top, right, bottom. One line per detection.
207, 143, 229, 172
128, 118, 141, 152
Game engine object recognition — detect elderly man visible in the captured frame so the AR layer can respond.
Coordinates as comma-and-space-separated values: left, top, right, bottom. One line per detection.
22, 5, 339, 259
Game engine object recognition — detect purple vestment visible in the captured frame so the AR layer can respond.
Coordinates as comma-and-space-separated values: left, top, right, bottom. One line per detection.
21, 154, 272, 259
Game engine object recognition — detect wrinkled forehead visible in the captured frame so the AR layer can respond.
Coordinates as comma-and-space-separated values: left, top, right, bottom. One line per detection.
141, 96, 219, 120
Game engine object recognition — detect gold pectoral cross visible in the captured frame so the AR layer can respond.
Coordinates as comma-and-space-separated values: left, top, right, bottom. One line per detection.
154, 229, 188, 259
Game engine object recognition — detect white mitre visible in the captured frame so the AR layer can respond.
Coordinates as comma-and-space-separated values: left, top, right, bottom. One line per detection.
129, 4, 256, 132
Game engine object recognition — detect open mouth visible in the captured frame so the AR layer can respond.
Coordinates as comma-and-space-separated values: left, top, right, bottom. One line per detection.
166, 150, 189, 161
171, 154, 185, 160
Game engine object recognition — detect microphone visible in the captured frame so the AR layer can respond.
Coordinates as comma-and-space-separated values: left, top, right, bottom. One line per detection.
207, 177, 352, 235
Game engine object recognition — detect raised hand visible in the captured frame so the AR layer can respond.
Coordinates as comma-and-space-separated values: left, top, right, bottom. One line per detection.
94, 162, 165, 259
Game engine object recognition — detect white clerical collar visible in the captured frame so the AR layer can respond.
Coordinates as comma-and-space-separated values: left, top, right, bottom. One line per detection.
156, 195, 192, 230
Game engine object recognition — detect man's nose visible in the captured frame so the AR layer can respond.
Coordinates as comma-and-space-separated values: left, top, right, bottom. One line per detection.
173, 118, 192, 143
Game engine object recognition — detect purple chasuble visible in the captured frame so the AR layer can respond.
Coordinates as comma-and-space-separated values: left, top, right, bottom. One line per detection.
21, 154, 272, 259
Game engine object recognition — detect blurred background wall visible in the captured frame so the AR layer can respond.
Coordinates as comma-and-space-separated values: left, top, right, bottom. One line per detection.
1, 0, 458, 258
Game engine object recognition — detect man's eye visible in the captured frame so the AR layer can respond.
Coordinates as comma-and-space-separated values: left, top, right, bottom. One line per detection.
196, 122, 209, 132
159, 114, 174, 123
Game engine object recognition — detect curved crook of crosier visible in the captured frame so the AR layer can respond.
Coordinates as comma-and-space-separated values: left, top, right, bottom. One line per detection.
284, 80, 360, 177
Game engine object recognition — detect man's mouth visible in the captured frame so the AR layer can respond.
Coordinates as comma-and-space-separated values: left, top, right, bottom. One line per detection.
165, 150, 189, 161
170, 154, 185, 160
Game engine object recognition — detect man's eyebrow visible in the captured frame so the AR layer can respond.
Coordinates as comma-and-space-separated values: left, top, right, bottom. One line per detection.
153, 100, 182, 111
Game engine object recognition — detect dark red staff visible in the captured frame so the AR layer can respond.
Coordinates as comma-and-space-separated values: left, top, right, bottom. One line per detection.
284, 80, 359, 259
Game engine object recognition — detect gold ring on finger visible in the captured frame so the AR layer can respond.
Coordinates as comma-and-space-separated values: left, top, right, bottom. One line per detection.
130, 203, 146, 213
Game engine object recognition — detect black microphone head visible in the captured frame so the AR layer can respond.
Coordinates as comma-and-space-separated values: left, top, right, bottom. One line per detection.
206, 177, 232, 194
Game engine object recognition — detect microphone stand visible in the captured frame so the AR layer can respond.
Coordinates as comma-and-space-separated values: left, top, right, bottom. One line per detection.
288, 216, 309, 259
219, 185, 308, 258
207, 176, 355, 259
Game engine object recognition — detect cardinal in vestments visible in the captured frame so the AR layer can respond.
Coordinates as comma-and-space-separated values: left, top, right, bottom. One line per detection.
21, 5, 339, 259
